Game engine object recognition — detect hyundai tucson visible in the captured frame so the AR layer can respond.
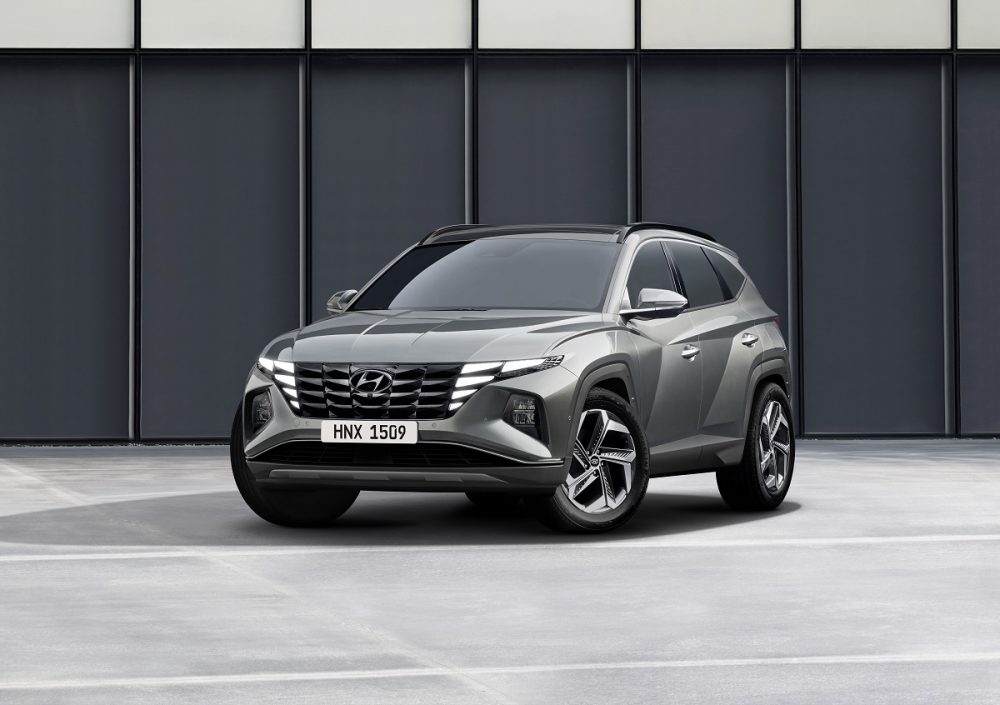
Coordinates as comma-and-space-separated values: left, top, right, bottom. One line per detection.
231, 223, 794, 533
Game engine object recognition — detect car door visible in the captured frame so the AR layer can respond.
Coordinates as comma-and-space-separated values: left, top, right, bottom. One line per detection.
664, 240, 760, 467
621, 240, 703, 473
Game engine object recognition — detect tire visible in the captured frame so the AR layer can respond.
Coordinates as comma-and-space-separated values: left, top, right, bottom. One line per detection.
716, 382, 795, 511
230, 407, 359, 527
526, 388, 649, 533
465, 492, 522, 510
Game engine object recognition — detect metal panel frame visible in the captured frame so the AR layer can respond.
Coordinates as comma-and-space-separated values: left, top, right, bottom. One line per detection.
0, 0, 984, 442
800, 53, 949, 436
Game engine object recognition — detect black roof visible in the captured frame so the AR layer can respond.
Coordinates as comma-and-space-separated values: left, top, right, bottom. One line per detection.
420, 223, 719, 246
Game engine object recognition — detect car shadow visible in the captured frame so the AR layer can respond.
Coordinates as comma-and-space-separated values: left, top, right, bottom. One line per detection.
0, 487, 800, 549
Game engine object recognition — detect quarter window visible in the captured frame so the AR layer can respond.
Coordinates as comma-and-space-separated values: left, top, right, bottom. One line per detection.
664, 241, 726, 308
704, 248, 746, 299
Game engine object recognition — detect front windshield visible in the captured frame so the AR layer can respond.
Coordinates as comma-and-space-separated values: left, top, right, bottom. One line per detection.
350, 238, 620, 312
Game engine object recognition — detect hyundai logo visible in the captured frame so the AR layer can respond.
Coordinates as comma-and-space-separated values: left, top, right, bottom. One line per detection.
350, 368, 394, 395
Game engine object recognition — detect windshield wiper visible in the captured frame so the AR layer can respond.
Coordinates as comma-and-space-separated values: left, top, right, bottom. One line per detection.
423, 307, 490, 311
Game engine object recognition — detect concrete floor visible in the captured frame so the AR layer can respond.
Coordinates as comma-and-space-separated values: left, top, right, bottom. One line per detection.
1, 441, 999, 704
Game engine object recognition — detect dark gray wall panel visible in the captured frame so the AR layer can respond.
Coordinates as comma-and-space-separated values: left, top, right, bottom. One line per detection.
801, 57, 944, 434
641, 56, 789, 332
957, 58, 1000, 434
311, 58, 465, 318
478, 57, 628, 223
141, 57, 300, 438
0, 59, 130, 439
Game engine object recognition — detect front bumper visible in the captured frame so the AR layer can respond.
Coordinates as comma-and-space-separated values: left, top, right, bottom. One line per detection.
240, 364, 577, 492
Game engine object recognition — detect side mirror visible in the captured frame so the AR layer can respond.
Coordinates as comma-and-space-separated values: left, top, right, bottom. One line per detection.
621, 288, 688, 320
326, 289, 358, 314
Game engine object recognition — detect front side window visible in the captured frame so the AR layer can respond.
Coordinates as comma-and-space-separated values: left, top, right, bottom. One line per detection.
665, 241, 726, 308
350, 237, 620, 312
624, 241, 676, 308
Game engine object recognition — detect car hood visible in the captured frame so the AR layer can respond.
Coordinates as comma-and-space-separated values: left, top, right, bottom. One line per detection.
282, 310, 608, 364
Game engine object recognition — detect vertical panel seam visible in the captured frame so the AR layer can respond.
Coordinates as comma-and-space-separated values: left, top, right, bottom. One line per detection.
304, 0, 313, 324
131, 0, 142, 439
793, 0, 805, 434
471, 0, 479, 223
941, 57, 956, 436
951, 0, 962, 435
299, 58, 308, 328
128, 57, 136, 440
631, 0, 642, 221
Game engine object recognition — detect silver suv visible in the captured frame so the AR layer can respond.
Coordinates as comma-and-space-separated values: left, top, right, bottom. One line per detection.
231, 224, 794, 533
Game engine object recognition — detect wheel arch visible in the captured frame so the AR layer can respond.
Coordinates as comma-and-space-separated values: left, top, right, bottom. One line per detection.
579, 362, 637, 405
590, 376, 631, 403
742, 360, 793, 437
567, 362, 639, 456
757, 372, 788, 396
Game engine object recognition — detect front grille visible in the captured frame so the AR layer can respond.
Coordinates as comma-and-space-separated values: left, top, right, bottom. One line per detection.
253, 441, 510, 468
295, 363, 462, 419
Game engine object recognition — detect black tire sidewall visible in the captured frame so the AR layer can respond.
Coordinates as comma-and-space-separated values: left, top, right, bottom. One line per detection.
229, 405, 359, 527
747, 384, 795, 505
230, 407, 271, 516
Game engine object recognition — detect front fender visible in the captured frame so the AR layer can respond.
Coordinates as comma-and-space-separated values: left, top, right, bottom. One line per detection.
550, 327, 640, 459
561, 360, 638, 457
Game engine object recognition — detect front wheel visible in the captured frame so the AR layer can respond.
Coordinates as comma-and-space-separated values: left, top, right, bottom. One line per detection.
230, 407, 359, 527
716, 382, 794, 510
526, 389, 649, 533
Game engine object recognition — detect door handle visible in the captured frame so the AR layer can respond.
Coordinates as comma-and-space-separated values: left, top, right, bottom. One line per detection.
681, 345, 700, 360
741, 333, 759, 348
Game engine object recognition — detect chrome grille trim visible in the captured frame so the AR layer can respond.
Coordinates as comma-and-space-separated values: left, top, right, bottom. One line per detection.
294, 363, 463, 419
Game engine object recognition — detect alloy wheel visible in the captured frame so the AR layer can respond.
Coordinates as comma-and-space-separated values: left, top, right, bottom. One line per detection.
758, 399, 791, 493
562, 408, 636, 514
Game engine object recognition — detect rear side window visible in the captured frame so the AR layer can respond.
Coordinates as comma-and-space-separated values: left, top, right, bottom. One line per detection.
625, 242, 675, 308
704, 248, 746, 299
664, 241, 725, 308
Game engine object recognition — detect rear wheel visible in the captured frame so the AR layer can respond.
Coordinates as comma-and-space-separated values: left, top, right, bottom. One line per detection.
230, 407, 359, 527
716, 382, 794, 510
465, 492, 521, 510
526, 389, 649, 533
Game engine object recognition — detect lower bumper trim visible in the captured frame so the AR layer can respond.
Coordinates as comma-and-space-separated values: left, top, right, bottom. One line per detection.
271, 468, 508, 486
250, 461, 567, 492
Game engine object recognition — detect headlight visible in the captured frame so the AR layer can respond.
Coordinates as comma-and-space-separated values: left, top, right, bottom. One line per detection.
257, 356, 299, 410
448, 356, 562, 412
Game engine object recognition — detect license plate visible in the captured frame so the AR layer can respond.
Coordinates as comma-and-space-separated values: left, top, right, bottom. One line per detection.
321, 420, 418, 444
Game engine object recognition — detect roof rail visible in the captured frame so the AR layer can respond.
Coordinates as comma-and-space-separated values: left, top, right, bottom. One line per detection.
618, 222, 718, 244
419, 222, 721, 247
420, 224, 486, 245
420, 223, 623, 245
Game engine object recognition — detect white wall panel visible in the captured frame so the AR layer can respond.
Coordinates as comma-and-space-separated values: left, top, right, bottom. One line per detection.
802, 0, 950, 49
313, 0, 470, 49
142, 0, 303, 48
479, 0, 633, 49
959, 0, 1000, 48
0, 0, 133, 48
642, 0, 793, 49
